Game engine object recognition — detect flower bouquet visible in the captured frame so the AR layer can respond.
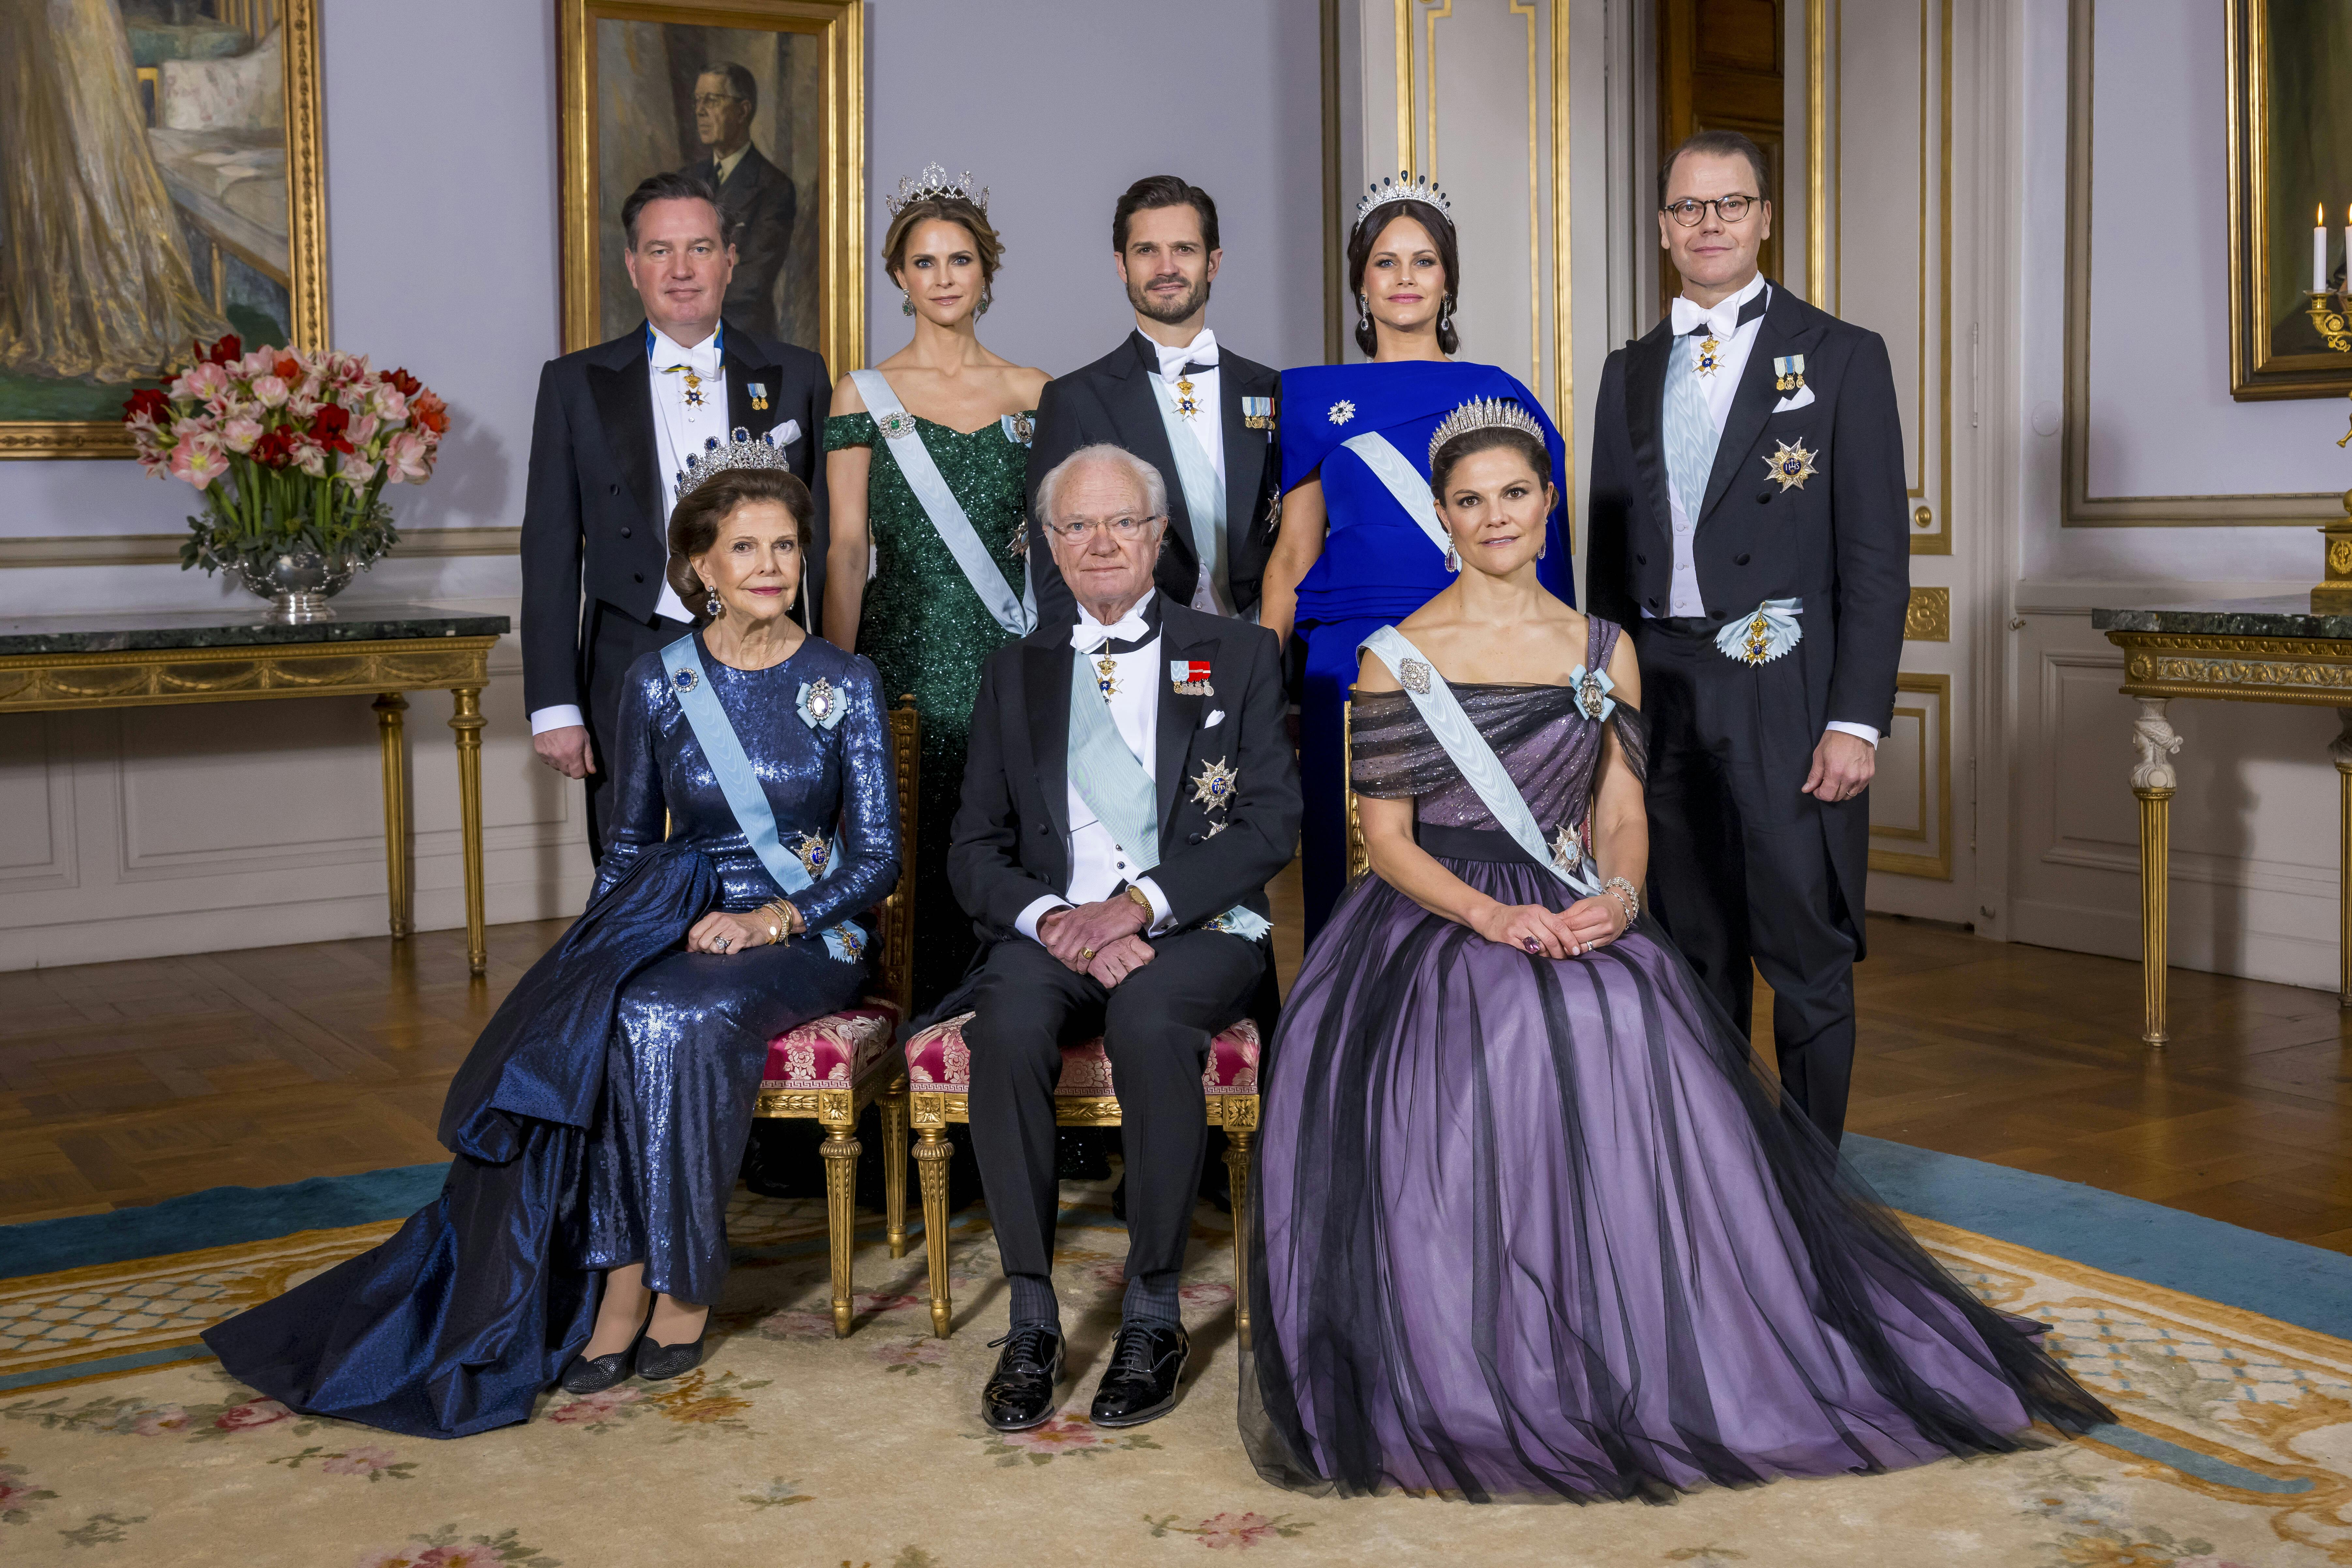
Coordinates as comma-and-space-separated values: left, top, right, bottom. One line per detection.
124, 335, 448, 622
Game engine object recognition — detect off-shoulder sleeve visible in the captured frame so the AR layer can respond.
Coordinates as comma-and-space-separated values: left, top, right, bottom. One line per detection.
789, 656, 901, 933
1346, 689, 1461, 800
825, 412, 878, 452
590, 656, 671, 900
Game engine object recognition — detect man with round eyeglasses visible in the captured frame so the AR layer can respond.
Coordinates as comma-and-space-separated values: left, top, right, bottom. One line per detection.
1585, 128, 1911, 1146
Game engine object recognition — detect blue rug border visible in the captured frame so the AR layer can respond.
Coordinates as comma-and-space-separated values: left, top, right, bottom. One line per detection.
6, 1138, 2352, 1344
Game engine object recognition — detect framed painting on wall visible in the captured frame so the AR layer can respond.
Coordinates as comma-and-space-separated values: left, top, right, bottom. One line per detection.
557, 0, 863, 374
0, 0, 328, 461
2227, 0, 2352, 400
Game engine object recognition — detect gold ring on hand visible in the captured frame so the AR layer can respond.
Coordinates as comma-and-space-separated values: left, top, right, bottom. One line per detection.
1080, 946, 1097, 960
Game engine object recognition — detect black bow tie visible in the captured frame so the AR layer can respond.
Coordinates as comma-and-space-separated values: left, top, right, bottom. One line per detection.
1171, 360, 1216, 378
1683, 288, 1770, 337
1081, 595, 1163, 657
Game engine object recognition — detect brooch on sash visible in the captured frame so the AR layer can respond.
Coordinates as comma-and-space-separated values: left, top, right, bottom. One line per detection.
1243, 396, 1275, 432
875, 409, 918, 441
1763, 439, 1818, 492
791, 832, 831, 879
1568, 662, 1617, 723
796, 677, 844, 730
1551, 823, 1586, 875
1001, 412, 1035, 447
1715, 599, 1805, 666
1327, 399, 1357, 426
1170, 659, 1213, 697
748, 381, 769, 411
828, 922, 865, 963
1397, 657, 1433, 694
1772, 355, 1806, 393
671, 665, 699, 694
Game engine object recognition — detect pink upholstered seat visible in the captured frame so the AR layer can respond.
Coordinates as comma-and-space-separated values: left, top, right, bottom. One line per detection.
902, 1013, 1261, 1097
760, 1002, 900, 1091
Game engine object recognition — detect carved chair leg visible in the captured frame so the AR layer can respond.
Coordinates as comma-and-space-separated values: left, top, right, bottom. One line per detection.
1223, 1126, 1254, 1353
822, 1122, 860, 1338
883, 1075, 910, 1259
913, 1124, 954, 1337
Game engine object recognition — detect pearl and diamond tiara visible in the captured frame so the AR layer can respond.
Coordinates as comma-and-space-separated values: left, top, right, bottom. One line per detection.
886, 162, 989, 217
1355, 170, 1453, 230
1428, 397, 1544, 466
675, 427, 795, 502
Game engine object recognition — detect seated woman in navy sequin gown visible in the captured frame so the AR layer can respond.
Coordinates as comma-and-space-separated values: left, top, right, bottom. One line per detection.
204, 448, 900, 1439
1242, 402, 2109, 1501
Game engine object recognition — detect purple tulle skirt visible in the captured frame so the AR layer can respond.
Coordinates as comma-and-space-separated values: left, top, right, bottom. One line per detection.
1242, 857, 2110, 1502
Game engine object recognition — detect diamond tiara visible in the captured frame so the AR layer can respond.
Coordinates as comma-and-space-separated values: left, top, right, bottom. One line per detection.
1355, 171, 1453, 229
1427, 397, 1544, 466
886, 162, 989, 217
675, 427, 796, 504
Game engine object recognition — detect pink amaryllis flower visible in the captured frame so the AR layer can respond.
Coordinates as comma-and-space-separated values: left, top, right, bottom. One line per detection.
382, 430, 432, 483
290, 435, 330, 478
1188, 1513, 1286, 1549
221, 416, 265, 454
169, 435, 229, 490
370, 382, 411, 424
251, 374, 290, 408
213, 1398, 293, 1431
173, 360, 230, 402
337, 458, 382, 489
319, 1445, 398, 1476
346, 411, 380, 447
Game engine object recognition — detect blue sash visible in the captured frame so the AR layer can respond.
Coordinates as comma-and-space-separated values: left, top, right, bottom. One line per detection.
1064, 654, 1271, 942
659, 636, 860, 963
1145, 373, 1230, 615
1358, 626, 1603, 898
1339, 431, 1452, 559
849, 369, 1035, 637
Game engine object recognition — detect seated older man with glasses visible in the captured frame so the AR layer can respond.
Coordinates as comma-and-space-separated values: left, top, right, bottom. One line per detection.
928, 443, 1300, 1435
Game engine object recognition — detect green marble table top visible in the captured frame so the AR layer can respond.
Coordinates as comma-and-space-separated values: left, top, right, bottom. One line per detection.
2091, 598, 2352, 641
0, 604, 511, 658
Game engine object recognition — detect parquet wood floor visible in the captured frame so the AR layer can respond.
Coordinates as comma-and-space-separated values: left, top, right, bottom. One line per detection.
4, 867, 2347, 1255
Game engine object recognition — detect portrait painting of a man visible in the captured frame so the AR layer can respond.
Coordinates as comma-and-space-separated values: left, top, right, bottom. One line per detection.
681, 61, 798, 343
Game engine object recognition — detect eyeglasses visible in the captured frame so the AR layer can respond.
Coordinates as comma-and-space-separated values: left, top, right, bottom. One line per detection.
1045, 515, 1161, 542
691, 93, 745, 110
1662, 194, 1759, 226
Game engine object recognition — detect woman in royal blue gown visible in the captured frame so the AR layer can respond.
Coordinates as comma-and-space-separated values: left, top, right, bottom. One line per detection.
204, 447, 900, 1439
1242, 403, 2108, 1501
1259, 177, 1576, 937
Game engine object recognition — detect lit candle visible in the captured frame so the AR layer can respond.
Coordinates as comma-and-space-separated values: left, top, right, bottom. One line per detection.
2319, 203, 2331, 293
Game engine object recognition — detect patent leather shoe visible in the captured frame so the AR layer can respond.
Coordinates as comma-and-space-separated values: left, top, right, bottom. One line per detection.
1088, 1321, 1188, 1428
633, 1331, 708, 1382
981, 1323, 1065, 1432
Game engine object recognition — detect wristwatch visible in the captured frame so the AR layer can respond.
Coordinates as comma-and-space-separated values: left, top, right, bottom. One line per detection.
1124, 884, 1154, 920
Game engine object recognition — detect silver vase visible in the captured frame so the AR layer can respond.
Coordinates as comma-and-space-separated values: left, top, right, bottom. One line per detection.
229, 542, 375, 623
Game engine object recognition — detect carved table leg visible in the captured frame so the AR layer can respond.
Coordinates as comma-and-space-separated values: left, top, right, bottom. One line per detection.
913, 1122, 954, 1337
882, 1075, 910, 1259
2335, 711, 2352, 1009
2131, 698, 2182, 1047
449, 687, 488, 975
1224, 1126, 1254, 1353
372, 693, 411, 938
822, 1119, 860, 1338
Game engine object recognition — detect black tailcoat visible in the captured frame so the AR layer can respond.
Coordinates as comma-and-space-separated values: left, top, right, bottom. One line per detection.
1023, 331, 1281, 627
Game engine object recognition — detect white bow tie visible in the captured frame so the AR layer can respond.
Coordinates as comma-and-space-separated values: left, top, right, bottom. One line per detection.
1070, 606, 1153, 652
1154, 330, 1218, 380
1669, 295, 1744, 341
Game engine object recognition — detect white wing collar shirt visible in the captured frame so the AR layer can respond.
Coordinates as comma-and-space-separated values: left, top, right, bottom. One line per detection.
527, 324, 715, 736
1013, 591, 1181, 943
1149, 328, 1229, 617
1659, 273, 1876, 748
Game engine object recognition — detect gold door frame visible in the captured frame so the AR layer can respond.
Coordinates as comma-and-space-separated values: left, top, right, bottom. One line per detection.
557, 0, 864, 375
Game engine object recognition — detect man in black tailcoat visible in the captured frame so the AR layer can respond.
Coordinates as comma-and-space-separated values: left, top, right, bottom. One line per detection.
521, 170, 829, 860
945, 444, 1299, 1435
1024, 175, 1281, 629
682, 63, 797, 343
1586, 129, 1910, 1145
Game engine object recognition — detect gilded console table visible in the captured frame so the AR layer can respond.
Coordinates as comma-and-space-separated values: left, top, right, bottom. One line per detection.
0, 604, 511, 975
2093, 601, 2352, 1045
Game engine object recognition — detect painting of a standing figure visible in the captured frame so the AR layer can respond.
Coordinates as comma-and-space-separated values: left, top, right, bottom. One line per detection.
0, 0, 324, 456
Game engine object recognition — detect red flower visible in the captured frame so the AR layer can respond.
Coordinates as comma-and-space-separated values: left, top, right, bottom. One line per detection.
274, 353, 301, 380
206, 333, 242, 365
250, 427, 297, 468
412, 392, 449, 436
384, 367, 423, 398
311, 403, 354, 453
122, 388, 172, 426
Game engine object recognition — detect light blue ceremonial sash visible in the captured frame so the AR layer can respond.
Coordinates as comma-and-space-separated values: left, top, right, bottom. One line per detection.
659, 637, 860, 963
1144, 374, 1231, 616
1358, 626, 1603, 898
849, 369, 1035, 637
1064, 654, 1272, 942
1339, 431, 1452, 558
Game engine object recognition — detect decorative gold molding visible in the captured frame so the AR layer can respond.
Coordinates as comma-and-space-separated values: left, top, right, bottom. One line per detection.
1904, 586, 1950, 640
2112, 631, 2352, 706
1394, 0, 1415, 173
0, 528, 523, 570
559, 0, 864, 374
3, 0, 329, 465
1806, 0, 1832, 304
0, 637, 499, 715
1551, 0, 1574, 515
1870, 670, 1953, 880
1512, 0, 1541, 396
2064, 0, 2336, 523
1322, 0, 1344, 363
1423, 1, 1453, 178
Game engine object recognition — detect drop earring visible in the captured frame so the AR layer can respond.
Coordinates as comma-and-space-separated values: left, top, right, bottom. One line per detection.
900, 291, 914, 316
1443, 540, 1461, 573
977, 284, 993, 317
1537, 536, 1548, 560
702, 580, 722, 618
1438, 297, 1453, 332
1357, 290, 1369, 319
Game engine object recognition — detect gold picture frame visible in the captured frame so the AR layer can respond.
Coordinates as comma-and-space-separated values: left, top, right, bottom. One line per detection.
0, 0, 330, 463
557, 0, 863, 375
2226, 0, 2352, 400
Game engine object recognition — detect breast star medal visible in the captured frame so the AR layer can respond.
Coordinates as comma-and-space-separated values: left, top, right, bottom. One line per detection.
1694, 335, 1722, 378
790, 832, 831, 879
1190, 758, 1239, 812
1175, 376, 1201, 420
1763, 438, 1819, 492
1328, 399, 1357, 426
1550, 824, 1585, 875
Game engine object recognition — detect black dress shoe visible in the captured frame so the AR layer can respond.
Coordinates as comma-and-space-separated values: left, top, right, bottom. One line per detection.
981, 1324, 1065, 1432
558, 1347, 633, 1395
1088, 1322, 1188, 1428
633, 1332, 707, 1382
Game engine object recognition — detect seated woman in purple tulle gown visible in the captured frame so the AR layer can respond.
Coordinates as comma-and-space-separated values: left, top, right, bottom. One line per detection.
1241, 398, 2110, 1502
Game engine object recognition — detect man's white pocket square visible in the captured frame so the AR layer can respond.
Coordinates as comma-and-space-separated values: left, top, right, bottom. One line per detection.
1204, 709, 1226, 729
772, 418, 803, 447
1771, 386, 1816, 414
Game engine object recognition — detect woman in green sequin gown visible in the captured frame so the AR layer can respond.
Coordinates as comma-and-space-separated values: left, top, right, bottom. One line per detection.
824, 183, 1049, 1009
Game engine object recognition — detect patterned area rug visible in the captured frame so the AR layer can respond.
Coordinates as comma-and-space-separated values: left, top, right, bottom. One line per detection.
3, 1181, 2349, 1567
